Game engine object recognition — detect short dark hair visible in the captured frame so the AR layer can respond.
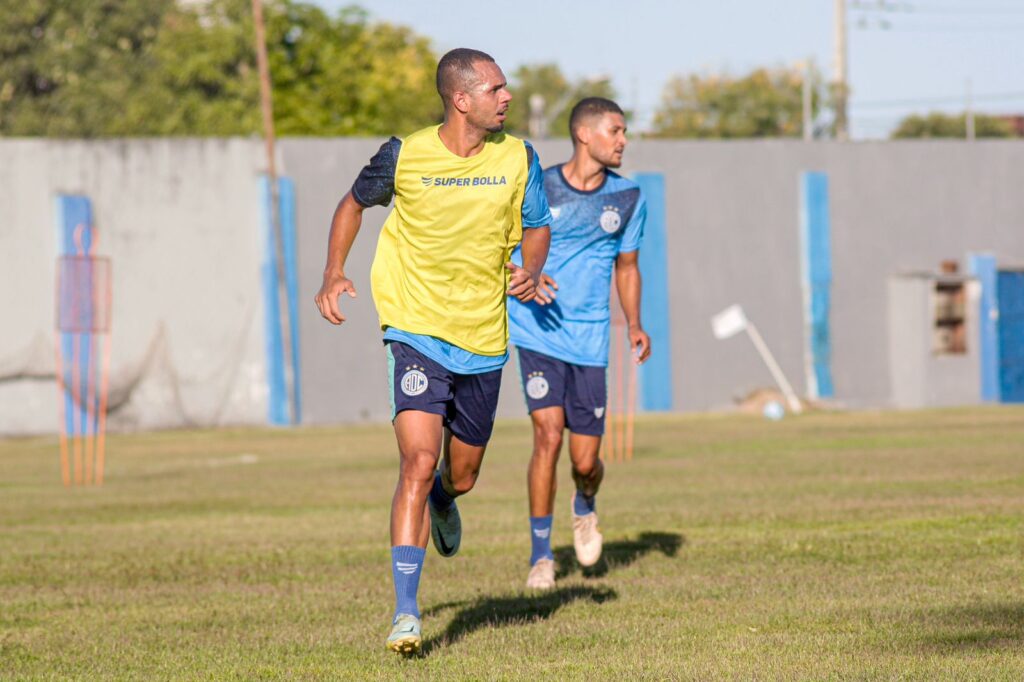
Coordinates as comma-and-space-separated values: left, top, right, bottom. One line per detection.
569, 97, 625, 142
436, 48, 495, 108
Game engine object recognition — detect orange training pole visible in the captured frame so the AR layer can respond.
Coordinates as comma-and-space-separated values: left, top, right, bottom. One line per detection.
622, 348, 630, 458
54, 344, 70, 487
95, 332, 111, 486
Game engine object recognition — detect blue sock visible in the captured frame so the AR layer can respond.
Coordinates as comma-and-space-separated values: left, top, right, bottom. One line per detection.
529, 515, 554, 565
429, 471, 454, 512
573, 491, 596, 516
391, 545, 425, 619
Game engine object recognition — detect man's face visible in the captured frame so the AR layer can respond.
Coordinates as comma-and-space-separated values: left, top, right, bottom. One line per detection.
464, 61, 512, 133
585, 112, 628, 168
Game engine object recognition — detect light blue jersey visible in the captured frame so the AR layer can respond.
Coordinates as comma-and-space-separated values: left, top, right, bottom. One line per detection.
509, 165, 645, 367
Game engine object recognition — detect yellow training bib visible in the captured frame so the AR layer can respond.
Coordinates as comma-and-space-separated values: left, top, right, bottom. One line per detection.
370, 125, 528, 356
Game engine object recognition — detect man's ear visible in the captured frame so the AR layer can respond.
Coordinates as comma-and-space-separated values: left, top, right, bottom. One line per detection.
575, 123, 591, 146
451, 90, 471, 115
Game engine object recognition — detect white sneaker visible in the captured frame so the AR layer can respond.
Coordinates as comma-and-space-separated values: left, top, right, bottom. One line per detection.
572, 493, 603, 567
526, 557, 555, 590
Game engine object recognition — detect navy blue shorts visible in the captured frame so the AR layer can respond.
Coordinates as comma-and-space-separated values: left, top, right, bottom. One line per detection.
386, 341, 501, 447
516, 346, 606, 436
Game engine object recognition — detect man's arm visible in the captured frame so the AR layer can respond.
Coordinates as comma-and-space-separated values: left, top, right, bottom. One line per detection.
314, 137, 400, 325
314, 192, 366, 325
506, 226, 550, 304
615, 250, 651, 364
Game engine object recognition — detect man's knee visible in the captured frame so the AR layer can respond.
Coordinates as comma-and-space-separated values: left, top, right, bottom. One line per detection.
399, 447, 437, 484
447, 466, 479, 495
573, 456, 602, 480
533, 424, 563, 456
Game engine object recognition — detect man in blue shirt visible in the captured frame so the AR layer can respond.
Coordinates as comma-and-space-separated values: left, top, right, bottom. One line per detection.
508, 97, 652, 589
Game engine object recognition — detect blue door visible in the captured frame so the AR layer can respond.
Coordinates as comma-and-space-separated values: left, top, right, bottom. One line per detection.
997, 270, 1024, 402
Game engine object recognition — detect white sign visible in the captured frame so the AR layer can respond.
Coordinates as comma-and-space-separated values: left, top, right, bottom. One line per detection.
711, 304, 748, 340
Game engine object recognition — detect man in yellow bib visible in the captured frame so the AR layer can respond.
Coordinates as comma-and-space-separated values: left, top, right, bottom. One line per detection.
314, 48, 552, 656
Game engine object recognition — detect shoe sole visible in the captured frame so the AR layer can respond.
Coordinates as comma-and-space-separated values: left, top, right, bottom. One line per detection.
386, 635, 421, 656
574, 538, 603, 567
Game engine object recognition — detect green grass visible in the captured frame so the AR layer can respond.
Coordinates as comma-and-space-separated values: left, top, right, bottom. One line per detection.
2, 407, 1024, 680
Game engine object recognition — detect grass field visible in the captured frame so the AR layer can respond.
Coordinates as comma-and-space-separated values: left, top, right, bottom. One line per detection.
2, 407, 1024, 680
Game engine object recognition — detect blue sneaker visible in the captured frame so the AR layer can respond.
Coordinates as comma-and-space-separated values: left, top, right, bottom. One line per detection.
386, 613, 422, 656
428, 494, 461, 557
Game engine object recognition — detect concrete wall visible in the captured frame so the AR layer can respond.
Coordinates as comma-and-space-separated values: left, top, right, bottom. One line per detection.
3, 138, 1023, 433
287, 138, 1024, 419
620, 140, 1024, 411
888, 275, 981, 409
0, 139, 270, 434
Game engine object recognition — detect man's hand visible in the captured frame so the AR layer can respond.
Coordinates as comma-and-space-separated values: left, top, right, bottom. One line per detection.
534, 273, 558, 305
629, 325, 652, 364
315, 270, 357, 324
506, 262, 542, 304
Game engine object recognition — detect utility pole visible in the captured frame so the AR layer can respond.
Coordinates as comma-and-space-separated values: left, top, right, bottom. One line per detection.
528, 94, 547, 139
965, 78, 976, 141
802, 58, 814, 141
833, 0, 849, 140
252, 0, 298, 424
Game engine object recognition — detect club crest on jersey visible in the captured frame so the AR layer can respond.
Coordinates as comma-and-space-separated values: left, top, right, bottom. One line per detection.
400, 365, 429, 396
599, 206, 621, 233
550, 206, 562, 220
525, 371, 549, 400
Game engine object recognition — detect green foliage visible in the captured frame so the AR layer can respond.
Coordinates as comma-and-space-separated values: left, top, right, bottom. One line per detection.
651, 67, 823, 138
505, 63, 617, 138
891, 112, 1014, 139
0, 0, 441, 137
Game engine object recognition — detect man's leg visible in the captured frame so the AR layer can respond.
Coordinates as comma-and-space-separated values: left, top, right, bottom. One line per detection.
568, 432, 604, 508
426, 428, 487, 557
564, 363, 607, 567
523, 406, 565, 589
516, 348, 571, 589
386, 410, 441, 657
384, 341, 452, 655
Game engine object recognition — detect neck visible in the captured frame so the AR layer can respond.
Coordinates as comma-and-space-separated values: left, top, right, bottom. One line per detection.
438, 117, 490, 157
561, 152, 607, 191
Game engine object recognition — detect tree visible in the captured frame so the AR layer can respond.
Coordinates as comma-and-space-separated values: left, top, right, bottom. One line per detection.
0, 0, 173, 136
651, 67, 824, 139
0, 0, 442, 137
891, 112, 1013, 139
505, 63, 617, 138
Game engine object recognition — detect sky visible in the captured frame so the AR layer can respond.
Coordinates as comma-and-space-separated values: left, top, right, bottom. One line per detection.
316, 0, 1023, 139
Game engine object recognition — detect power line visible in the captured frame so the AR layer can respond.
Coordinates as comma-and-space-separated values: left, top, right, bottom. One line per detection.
853, 91, 1024, 108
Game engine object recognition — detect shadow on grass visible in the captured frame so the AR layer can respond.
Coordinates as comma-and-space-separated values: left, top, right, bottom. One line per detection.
920, 601, 1024, 652
554, 531, 684, 579
421, 585, 617, 654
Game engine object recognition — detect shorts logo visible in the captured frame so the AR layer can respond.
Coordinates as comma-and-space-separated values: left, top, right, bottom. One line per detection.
526, 371, 549, 400
599, 206, 621, 233
400, 365, 429, 396
594, 406, 605, 418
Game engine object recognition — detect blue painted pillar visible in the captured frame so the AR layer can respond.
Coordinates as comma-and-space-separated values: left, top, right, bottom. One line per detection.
968, 253, 999, 402
259, 176, 302, 425
634, 173, 673, 411
54, 195, 96, 439
799, 172, 834, 399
